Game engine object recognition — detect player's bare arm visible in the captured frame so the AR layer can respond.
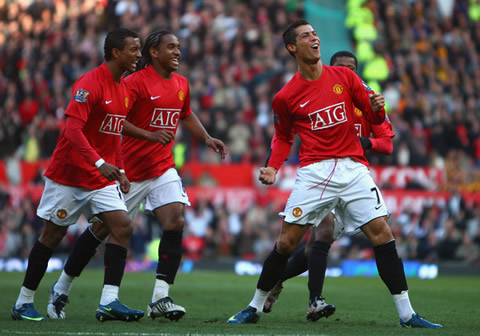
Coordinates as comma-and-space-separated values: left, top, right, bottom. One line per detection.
368, 93, 385, 112
182, 113, 227, 159
259, 166, 277, 185
122, 120, 174, 144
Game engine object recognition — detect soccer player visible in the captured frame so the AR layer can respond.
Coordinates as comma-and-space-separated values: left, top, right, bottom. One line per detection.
227, 20, 442, 329
47, 30, 227, 322
11, 27, 144, 322
263, 51, 395, 321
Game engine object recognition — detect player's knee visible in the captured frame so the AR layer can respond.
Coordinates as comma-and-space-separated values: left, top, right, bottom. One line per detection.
39, 222, 68, 247
362, 217, 393, 245
276, 239, 295, 255
111, 218, 133, 242
91, 221, 109, 240
314, 226, 334, 244
164, 215, 185, 231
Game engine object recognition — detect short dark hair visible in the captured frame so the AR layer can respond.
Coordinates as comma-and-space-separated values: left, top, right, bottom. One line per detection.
104, 27, 139, 61
330, 50, 358, 69
282, 19, 310, 57
136, 30, 173, 71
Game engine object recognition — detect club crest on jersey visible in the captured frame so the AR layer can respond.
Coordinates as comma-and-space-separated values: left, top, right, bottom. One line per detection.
354, 107, 363, 117
99, 114, 126, 135
309, 102, 347, 130
73, 89, 89, 103
150, 108, 181, 129
125, 97, 129, 108
362, 81, 372, 92
178, 90, 185, 101
56, 209, 67, 219
333, 84, 343, 94
292, 207, 303, 218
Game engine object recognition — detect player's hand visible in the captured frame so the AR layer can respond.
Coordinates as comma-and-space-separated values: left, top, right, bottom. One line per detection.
369, 93, 385, 112
206, 137, 227, 160
97, 162, 123, 182
118, 173, 130, 193
146, 130, 175, 145
259, 166, 277, 185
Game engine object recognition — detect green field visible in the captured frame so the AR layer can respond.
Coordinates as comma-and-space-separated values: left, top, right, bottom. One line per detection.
0, 270, 478, 335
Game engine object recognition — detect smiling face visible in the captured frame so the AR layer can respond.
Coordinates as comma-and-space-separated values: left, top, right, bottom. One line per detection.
151, 34, 181, 75
288, 24, 321, 63
117, 36, 142, 73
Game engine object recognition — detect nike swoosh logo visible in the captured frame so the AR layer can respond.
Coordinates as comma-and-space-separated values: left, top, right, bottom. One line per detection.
103, 307, 112, 311
105, 100, 112, 104
20, 314, 44, 321
375, 205, 382, 210
151, 96, 161, 100
300, 100, 310, 108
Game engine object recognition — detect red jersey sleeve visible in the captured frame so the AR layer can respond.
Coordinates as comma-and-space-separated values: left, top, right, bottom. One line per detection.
66, 77, 99, 123
268, 96, 294, 170
346, 71, 385, 125
64, 117, 101, 165
370, 118, 395, 154
180, 81, 192, 118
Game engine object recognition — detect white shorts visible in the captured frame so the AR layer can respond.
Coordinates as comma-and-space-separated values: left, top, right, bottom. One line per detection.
124, 168, 190, 219
280, 158, 389, 236
37, 178, 128, 226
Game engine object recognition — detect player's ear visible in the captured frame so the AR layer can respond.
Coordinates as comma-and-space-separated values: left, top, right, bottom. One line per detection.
149, 47, 158, 58
111, 48, 121, 59
287, 43, 296, 54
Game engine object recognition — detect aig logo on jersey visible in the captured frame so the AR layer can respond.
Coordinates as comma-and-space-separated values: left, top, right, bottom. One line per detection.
99, 114, 126, 135
150, 108, 181, 129
309, 102, 347, 130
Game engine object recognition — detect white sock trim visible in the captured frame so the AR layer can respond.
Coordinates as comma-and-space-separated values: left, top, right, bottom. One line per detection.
393, 290, 415, 322
249, 288, 268, 312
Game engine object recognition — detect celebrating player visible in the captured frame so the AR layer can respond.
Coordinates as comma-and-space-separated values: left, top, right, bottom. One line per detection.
263, 51, 395, 321
47, 30, 226, 322
227, 20, 442, 329
11, 28, 144, 322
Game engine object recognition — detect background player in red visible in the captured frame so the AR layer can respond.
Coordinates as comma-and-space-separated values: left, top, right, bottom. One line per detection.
11, 27, 144, 322
228, 20, 442, 329
47, 30, 226, 322
263, 51, 395, 320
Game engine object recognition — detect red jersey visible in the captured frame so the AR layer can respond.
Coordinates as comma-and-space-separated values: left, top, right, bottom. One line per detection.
123, 65, 192, 182
44, 63, 129, 189
268, 65, 385, 170
352, 107, 394, 139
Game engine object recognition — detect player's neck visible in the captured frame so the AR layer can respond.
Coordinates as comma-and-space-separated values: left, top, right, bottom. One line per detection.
298, 61, 323, 81
105, 61, 124, 83
152, 64, 173, 80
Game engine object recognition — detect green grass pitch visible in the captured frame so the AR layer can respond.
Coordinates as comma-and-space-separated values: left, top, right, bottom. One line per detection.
1, 270, 478, 335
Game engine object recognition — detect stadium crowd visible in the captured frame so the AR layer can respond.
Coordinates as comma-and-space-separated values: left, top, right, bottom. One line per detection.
0, 0, 479, 268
